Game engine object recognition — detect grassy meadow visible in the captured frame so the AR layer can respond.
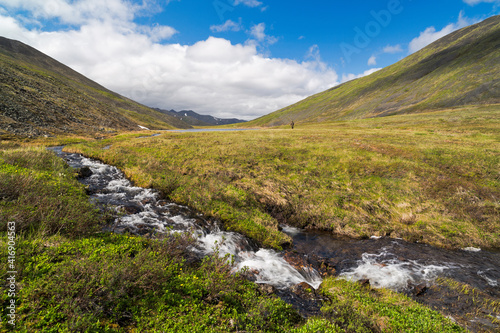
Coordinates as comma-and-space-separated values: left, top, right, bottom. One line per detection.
66, 105, 500, 250
0, 144, 465, 332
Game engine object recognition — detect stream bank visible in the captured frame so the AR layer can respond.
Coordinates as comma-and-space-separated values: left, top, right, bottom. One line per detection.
48, 146, 500, 331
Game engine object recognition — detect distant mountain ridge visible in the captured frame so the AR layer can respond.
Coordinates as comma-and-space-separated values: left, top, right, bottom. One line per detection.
249, 15, 500, 127
0, 37, 191, 138
156, 108, 247, 126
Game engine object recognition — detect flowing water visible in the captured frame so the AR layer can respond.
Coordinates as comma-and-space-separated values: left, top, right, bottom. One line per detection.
47, 146, 322, 290
283, 228, 500, 294
48, 146, 500, 328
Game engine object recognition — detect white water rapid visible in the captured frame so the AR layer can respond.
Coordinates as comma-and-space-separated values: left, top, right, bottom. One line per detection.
49, 147, 322, 289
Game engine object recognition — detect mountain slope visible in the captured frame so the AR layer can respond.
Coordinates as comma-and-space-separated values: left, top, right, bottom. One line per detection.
0, 37, 191, 137
156, 109, 247, 126
249, 15, 500, 126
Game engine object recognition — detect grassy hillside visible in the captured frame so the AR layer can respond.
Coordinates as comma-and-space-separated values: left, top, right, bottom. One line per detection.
0, 37, 190, 138
249, 15, 500, 127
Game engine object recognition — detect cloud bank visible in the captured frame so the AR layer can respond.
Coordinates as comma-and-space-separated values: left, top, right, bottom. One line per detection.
0, 0, 338, 120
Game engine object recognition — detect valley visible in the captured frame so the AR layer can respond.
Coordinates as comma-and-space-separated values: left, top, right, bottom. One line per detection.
1, 13, 499, 333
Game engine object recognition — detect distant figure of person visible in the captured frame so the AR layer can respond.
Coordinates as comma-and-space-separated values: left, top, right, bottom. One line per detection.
290, 121, 295, 129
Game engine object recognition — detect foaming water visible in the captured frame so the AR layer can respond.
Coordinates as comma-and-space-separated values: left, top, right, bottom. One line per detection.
462, 247, 482, 252
339, 247, 455, 291
48, 146, 321, 289
235, 249, 322, 288
284, 229, 500, 294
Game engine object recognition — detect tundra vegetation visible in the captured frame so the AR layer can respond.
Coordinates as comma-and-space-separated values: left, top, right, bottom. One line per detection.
0, 112, 493, 332
3, 107, 494, 331
67, 105, 500, 251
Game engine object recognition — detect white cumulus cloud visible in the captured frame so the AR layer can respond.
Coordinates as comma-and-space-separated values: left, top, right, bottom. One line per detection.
0, 1, 339, 120
382, 44, 403, 54
234, 0, 263, 8
368, 55, 377, 66
408, 12, 475, 53
140, 24, 178, 42
0, 0, 139, 25
210, 19, 243, 33
463, 0, 499, 5
249, 22, 267, 41
247, 22, 278, 54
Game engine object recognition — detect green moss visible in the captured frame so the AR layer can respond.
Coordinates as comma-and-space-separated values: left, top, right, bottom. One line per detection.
319, 278, 464, 332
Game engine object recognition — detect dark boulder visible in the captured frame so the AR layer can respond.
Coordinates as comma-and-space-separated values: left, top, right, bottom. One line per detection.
122, 205, 143, 215
291, 282, 315, 298
413, 283, 428, 296
258, 284, 276, 295
358, 279, 371, 287
77, 166, 93, 178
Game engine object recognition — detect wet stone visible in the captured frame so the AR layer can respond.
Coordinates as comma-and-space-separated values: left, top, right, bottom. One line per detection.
283, 251, 310, 270
115, 226, 134, 234
141, 198, 154, 205
122, 205, 143, 215
242, 269, 260, 282
316, 258, 337, 276
469, 317, 498, 330
151, 204, 171, 215
358, 279, 371, 287
258, 284, 276, 295
291, 282, 315, 297
77, 166, 93, 178
276, 284, 327, 318
137, 228, 152, 236
413, 283, 428, 296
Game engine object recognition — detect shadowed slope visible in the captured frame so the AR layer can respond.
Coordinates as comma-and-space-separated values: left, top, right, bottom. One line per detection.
0, 37, 190, 137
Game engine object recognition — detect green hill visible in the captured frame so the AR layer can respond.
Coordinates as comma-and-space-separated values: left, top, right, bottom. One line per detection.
0, 37, 190, 138
249, 15, 500, 127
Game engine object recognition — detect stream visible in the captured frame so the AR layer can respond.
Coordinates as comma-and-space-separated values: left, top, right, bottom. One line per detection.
47, 147, 322, 290
47, 146, 500, 330
284, 228, 500, 294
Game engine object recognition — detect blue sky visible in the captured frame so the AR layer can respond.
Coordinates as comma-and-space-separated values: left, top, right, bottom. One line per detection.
163, 0, 498, 73
0, 0, 498, 119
